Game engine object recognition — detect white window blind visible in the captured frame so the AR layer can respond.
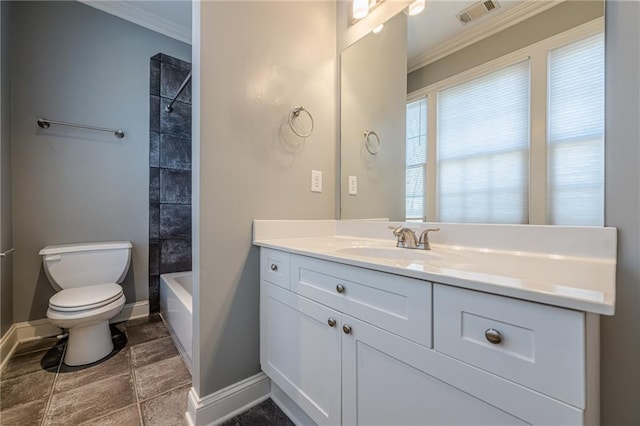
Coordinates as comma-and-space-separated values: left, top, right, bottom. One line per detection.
406, 97, 427, 220
548, 34, 604, 226
437, 60, 530, 224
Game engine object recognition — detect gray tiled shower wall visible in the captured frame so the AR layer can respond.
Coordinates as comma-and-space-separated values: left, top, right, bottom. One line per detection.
149, 53, 192, 313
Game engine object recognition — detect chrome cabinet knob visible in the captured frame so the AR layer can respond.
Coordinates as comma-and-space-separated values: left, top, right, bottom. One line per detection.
343, 324, 352, 335
485, 328, 502, 344
327, 318, 336, 327
270, 264, 278, 272
336, 284, 345, 294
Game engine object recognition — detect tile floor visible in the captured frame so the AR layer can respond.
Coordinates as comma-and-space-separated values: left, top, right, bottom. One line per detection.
220, 399, 294, 426
0, 314, 191, 425
0, 314, 294, 426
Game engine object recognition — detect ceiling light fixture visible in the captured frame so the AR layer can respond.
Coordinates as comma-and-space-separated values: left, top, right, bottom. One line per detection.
372, 24, 384, 34
408, 0, 425, 16
353, 0, 369, 20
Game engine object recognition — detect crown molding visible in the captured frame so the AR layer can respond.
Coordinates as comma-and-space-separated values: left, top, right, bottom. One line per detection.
79, 0, 191, 45
408, 0, 565, 73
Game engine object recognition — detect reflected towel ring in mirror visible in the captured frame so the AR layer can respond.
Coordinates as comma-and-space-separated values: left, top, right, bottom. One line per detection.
364, 130, 380, 155
288, 106, 314, 138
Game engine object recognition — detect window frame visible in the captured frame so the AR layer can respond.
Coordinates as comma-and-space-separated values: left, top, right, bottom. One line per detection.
405, 97, 428, 221
407, 17, 604, 224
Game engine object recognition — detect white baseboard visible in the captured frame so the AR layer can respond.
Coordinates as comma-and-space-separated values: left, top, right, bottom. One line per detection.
0, 300, 150, 369
0, 324, 19, 370
111, 300, 149, 323
0, 319, 61, 370
186, 372, 271, 426
15, 318, 62, 341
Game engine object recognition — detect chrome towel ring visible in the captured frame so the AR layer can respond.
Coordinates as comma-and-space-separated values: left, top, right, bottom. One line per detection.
364, 130, 380, 155
288, 106, 314, 138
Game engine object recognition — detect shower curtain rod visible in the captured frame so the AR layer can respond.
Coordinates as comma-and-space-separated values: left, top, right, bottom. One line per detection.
165, 71, 192, 113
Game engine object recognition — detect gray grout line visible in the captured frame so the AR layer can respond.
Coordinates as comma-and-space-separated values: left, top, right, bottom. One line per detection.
137, 403, 145, 426
77, 403, 139, 426
1, 316, 182, 426
136, 379, 192, 404
126, 326, 146, 426
41, 340, 67, 426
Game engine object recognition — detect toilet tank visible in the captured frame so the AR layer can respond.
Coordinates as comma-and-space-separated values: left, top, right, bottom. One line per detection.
39, 241, 133, 291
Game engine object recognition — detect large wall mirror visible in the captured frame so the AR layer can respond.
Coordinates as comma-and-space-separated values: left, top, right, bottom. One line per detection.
340, 0, 605, 226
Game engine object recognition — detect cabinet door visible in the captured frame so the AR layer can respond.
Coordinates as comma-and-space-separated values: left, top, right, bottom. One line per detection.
291, 255, 432, 347
260, 281, 341, 426
341, 316, 582, 426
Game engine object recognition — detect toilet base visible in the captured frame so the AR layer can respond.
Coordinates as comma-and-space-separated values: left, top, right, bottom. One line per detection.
64, 320, 113, 366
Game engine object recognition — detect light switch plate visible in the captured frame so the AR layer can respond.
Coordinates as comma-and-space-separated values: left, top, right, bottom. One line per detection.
311, 170, 323, 193
348, 176, 358, 195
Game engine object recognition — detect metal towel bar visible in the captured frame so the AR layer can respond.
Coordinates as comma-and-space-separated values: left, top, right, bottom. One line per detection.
37, 118, 125, 139
0, 248, 15, 258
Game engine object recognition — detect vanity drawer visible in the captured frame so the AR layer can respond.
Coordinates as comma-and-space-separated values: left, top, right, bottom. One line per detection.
260, 248, 291, 289
433, 284, 585, 408
291, 255, 432, 347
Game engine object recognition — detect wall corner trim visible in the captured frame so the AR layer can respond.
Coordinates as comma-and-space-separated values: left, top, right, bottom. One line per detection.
186, 372, 271, 426
0, 325, 20, 371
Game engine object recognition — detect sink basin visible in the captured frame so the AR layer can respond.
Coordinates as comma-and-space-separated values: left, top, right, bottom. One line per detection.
335, 246, 444, 262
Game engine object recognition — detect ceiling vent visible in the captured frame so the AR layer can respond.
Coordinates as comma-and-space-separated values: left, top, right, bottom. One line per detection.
457, 0, 501, 25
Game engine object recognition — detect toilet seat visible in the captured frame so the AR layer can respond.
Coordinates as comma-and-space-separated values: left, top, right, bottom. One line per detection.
49, 283, 123, 313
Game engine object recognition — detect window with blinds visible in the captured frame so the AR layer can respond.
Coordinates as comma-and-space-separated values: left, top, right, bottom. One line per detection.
437, 60, 530, 224
406, 98, 427, 220
548, 34, 604, 226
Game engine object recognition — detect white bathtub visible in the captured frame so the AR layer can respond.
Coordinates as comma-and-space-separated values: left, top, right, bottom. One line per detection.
160, 271, 192, 370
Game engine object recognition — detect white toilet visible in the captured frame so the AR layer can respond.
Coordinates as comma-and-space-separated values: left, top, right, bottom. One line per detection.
39, 241, 132, 366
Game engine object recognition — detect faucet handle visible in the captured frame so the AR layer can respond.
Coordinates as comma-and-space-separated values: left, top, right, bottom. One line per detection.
388, 225, 403, 236
422, 227, 440, 234
388, 225, 403, 246
418, 228, 440, 250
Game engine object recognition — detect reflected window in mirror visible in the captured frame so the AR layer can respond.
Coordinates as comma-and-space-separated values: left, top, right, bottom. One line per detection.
438, 60, 529, 224
407, 26, 604, 226
548, 33, 604, 226
406, 98, 427, 221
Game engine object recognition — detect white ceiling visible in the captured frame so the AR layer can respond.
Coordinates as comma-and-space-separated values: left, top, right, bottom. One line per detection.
407, 0, 523, 60
82, 0, 541, 62
79, 0, 192, 44
127, 0, 192, 30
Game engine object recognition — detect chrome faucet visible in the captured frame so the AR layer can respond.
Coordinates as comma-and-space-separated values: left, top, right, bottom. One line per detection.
389, 226, 419, 248
389, 226, 440, 250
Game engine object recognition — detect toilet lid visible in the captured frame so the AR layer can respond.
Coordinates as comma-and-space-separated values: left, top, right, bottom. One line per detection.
49, 283, 123, 312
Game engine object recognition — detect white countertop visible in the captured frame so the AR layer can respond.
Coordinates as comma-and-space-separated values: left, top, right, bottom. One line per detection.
253, 221, 617, 315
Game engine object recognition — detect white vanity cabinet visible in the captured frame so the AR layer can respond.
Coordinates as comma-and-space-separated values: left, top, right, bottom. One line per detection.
260, 248, 591, 425
261, 281, 342, 425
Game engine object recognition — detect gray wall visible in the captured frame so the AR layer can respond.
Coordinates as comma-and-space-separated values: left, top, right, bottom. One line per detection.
195, 1, 336, 397
408, 1, 604, 93
0, 1, 13, 337
10, 1, 191, 322
602, 2, 640, 424
340, 13, 407, 221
